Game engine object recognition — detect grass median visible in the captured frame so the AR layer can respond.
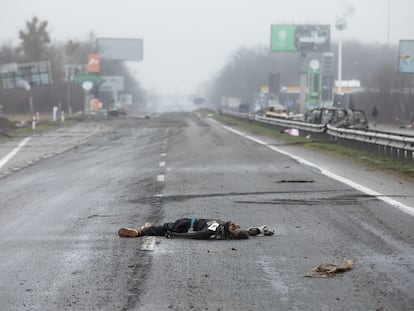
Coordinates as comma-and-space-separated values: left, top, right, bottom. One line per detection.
0, 113, 80, 140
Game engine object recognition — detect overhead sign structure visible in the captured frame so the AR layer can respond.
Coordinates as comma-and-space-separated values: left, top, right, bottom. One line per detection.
398, 40, 414, 74
271, 24, 331, 53
97, 38, 143, 61
0, 60, 52, 90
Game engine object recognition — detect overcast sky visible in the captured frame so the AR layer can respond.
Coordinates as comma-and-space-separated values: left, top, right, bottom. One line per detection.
1, 0, 413, 96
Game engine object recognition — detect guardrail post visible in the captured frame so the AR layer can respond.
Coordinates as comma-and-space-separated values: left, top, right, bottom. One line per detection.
407, 151, 413, 163
384, 146, 390, 158
391, 147, 398, 160
398, 149, 405, 162
377, 145, 383, 156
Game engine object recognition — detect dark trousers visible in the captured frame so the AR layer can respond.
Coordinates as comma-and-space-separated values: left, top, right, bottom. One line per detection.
145, 218, 191, 236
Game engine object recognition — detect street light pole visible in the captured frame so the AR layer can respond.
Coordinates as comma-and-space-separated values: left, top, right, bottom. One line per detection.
387, 0, 391, 46
335, 18, 347, 93
338, 40, 342, 93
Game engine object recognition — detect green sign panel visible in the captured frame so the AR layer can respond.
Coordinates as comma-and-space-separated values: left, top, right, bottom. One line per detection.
270, 25, 297, 52
271, 24, 331, 53
308, 60, 321, 107
73, 73, 102, 86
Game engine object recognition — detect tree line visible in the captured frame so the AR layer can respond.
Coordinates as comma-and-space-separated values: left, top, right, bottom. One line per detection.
1, 17, 413, 123
0, 17, 146, 115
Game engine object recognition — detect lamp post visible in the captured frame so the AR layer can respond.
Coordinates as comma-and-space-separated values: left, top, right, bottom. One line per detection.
335, 18, 347, 93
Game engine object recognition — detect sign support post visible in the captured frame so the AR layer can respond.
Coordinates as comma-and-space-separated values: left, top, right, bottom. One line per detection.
299, 53, 308, 113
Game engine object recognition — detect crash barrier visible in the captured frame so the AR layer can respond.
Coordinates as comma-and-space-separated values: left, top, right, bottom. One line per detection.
327, 125, 414, 163
254, 114, 326, 133
222, 110, 327, 133
221, 110, 414, 163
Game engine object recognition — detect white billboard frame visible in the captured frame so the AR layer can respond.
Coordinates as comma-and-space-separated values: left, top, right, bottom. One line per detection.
97, 38, 143, 61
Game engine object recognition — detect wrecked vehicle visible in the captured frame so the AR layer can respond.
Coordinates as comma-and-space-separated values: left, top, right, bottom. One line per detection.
265, 104, 303, 120
304, 107, 369, 130
265, 104, 289, 118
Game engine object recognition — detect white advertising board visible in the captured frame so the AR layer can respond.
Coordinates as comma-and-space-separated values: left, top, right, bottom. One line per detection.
97, 38, 143, 61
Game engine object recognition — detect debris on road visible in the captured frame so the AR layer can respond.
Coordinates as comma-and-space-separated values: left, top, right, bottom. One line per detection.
304, 258, 356, 278
0, 116, 16, 130
283, 128, 299, 136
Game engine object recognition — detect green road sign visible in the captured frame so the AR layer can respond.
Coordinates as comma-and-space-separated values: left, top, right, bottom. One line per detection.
270, 25, 297, 52
271, 24, 330, 53
73, 73, 102, 86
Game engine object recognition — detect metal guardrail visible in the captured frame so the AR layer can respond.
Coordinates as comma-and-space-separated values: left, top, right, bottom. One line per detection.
254, 114, 326, 133
327, 124, 414, 162
222, 110, 414, 163
222, 110, 325, 132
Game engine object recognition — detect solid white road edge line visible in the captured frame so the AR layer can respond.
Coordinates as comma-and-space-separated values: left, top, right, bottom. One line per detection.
0, 137, 32, 169
220, 124, 414, 217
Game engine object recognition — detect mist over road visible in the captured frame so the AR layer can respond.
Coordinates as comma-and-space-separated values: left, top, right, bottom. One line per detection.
0, 113, 413, 310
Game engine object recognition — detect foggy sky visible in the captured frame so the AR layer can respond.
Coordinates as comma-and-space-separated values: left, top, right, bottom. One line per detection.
1, 0, 413, 96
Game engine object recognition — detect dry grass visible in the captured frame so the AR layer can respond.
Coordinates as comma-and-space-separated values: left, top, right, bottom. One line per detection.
3, 113, 54, 123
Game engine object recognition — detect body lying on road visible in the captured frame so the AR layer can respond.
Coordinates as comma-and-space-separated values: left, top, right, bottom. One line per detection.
118, 218, 274, 240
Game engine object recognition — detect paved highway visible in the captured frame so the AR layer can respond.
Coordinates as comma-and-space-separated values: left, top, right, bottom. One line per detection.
0, 113, 413, 310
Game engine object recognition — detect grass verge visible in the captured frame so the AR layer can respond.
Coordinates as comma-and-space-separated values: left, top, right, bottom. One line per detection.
212, 112, 414, 179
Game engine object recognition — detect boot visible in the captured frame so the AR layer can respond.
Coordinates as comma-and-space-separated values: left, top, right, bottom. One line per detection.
118, 223, 151, 238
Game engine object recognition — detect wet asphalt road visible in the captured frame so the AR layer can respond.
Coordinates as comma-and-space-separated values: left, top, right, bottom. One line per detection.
0, 113, 413, 311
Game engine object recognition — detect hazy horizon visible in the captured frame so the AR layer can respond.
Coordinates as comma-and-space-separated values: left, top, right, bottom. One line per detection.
1, 0, 412, 96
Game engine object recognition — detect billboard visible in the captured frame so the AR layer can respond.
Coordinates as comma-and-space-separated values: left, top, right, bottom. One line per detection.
97, 38, 143, 61
0, 60, 52, 90
398, 40, 414, 73
271, 24, 330, 53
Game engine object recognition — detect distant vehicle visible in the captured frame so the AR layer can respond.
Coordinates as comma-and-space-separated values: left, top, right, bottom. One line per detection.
108, 105, 127, 117
332, 91, 364, 110
304, 107, 369, 130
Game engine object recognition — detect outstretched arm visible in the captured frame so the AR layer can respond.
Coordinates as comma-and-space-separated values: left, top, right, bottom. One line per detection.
247, 225, 275, 236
